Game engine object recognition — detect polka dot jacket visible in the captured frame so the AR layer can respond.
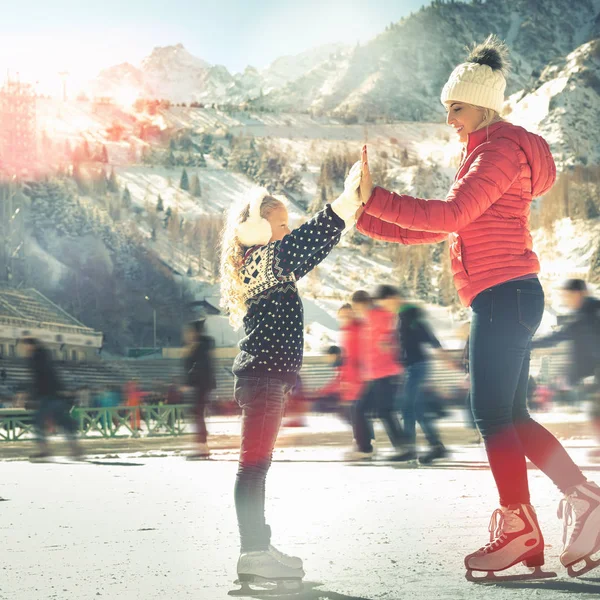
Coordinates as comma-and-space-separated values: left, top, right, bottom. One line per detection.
232, 204, 345, 384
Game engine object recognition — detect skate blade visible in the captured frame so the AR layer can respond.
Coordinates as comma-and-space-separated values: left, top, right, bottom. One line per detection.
567, 555, 600, 577
229, 576, 303, 596
466, 566, 557, 583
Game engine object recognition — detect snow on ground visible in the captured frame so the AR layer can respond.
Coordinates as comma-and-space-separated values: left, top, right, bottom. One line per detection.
3, 443, 600, 600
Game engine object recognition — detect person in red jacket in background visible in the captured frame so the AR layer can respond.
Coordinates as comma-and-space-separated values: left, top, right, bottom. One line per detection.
337, 303, 365, 424
346, 286, 405, 460
310, 346, 343, 414
355, 35, 600, 578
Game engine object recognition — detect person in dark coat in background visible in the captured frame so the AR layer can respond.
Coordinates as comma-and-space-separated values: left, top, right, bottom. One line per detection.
532, 279, 600, 388
20, 337, 82, 460
183, 319, 216, 458
397, 301, 451, 463
532, 278, 600, 452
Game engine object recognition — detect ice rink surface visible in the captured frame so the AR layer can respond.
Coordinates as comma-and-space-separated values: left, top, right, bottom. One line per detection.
3, 445, 600, 600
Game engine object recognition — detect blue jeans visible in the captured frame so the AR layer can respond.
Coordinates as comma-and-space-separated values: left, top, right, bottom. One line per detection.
470, 278, 585, 506
402, 361, 440, 447
233, 375, 291, 552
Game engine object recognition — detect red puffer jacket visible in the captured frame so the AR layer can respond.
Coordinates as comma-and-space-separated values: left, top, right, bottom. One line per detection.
357, 122, 556, 306
339, 319, 364, 402
363, 307, 402, 381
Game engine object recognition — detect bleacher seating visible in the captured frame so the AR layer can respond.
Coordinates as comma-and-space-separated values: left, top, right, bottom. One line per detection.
0, 288, 88, 328
0, 349, 572, 403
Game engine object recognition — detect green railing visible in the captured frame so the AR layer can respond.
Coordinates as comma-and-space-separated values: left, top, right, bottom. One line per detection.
0, 404, 194, 442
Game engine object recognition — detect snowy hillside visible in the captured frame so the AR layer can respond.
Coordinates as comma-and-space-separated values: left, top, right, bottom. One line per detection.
256, 0, 599, 122
507, 39, 600, 166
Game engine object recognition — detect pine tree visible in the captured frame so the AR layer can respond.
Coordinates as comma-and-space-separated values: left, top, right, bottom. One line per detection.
72, 163, 88, 194
151, 226, 157, 241
164, 206, 173, 228
187, 264, 193, 276
416, 265, 431, 301
165, 150, 176, 167
107, 168, 119, 193
590, 241, 600, 283
156, 195, 164, 212
190, 174, 202, 197
180, 168, 190, 191
122, 186, 132, 208
94, 169, 108, 195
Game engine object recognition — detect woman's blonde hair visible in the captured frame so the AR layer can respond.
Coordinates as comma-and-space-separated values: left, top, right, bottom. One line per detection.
477, 107, 502, 130
219, 194, 284, 330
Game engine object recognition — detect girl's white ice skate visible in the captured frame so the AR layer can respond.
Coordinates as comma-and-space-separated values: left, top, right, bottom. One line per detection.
268, 545, 303, 570
465, 504, 556, 582
558, 481, 600, 576
229, 550, 304, 596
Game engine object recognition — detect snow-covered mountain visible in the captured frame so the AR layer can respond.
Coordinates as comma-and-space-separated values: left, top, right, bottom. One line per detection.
92, 43, 351, 105
508, 39, 600, 166
94, 44, 237, 103
255, 0, 599, 121
91, 0, 599, 134
260, 43, 350, 92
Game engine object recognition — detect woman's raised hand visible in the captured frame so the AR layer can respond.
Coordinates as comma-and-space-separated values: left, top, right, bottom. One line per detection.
360, 145, 374, 204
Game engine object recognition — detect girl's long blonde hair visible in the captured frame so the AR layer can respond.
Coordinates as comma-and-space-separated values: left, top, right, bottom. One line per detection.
219, 193, 284, 330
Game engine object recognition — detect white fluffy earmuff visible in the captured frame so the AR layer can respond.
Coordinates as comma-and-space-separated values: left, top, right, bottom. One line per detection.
236, 188, 273, 247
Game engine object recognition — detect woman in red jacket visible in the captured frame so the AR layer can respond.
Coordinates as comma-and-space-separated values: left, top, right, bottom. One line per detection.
357, 36, 600, 578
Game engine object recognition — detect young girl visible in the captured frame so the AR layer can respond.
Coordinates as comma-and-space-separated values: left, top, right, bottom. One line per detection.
356, 35, 600, 578
220, 162, 361, 588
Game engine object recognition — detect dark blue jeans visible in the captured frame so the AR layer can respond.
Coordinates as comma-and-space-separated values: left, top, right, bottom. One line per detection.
233, 375, 291, 552
353, 376, 404, 452
402, 361, 440, 447
35, 397, 78, 445
470, 278, 585, 506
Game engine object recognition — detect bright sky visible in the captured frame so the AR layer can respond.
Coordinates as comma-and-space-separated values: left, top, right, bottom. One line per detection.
0, 0, 425, 95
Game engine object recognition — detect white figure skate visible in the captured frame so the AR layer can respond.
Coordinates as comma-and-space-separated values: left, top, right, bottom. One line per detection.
229, 550, 304, 596
558, 481, 600, 576
465, 504, 556, 582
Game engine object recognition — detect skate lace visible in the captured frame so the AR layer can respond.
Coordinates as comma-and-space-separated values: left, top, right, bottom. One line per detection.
481, 508, 522, 554
269, 545, 294, 562
557, 493, 588, 547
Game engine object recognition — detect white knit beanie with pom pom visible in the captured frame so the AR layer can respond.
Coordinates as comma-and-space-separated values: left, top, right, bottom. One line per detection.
440, 34, 510, 113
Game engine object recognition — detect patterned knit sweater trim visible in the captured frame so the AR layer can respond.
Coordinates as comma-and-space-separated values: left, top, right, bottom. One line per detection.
232, 204, 345, 384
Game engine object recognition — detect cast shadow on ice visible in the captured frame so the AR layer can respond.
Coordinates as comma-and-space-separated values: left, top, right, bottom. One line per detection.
492, 578, 600, 594
229, 580, 374, 600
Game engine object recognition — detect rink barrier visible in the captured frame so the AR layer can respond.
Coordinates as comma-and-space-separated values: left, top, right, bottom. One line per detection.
0, 404, 195, 441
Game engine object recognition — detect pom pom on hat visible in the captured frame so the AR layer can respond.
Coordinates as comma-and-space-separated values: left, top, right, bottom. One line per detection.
440, 34, 509, 114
